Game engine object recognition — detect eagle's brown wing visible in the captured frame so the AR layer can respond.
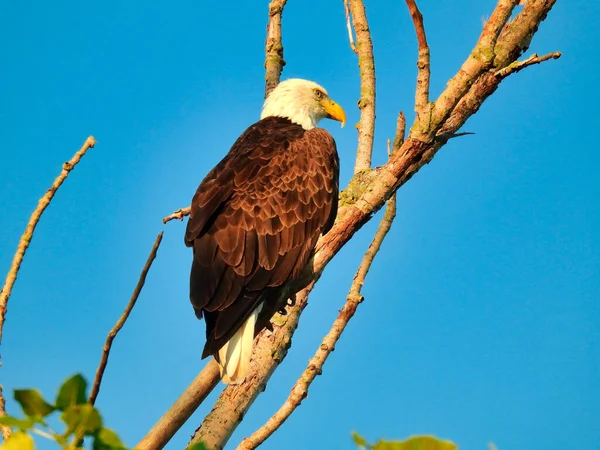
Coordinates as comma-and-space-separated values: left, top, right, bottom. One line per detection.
185, 116, 339, 357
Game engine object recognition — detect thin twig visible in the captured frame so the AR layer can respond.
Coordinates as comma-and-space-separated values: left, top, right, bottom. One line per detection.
343, 0, 357, 53
162, 207, 191, 224
135, 360, 221, 450
494, 51, 561, 78
0, 385, 9, 441
88, 231, 164, 405
404, 0, 430, 120
0, 136, 96, 346
348, 0, 376, 174
237, 113, 405, 450
264, 0, 287, 98
0, 136, 96, 436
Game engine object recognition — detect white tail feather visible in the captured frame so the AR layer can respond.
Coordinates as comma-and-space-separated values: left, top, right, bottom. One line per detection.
217, 304, 263, 384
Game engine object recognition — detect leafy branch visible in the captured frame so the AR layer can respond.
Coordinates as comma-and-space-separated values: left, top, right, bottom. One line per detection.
0, 374, 126, 450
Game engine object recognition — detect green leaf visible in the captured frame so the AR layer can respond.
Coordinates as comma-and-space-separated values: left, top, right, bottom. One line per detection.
372, 436, 457, 450
187, 442, 209, 450
93, 428, 126, 450
0, 415, 35, 430
352, 431, 368, 448
0, 431, 35, 450
61, 404, 102, 437
14, 389, 54, 418
55, 374, 88, 411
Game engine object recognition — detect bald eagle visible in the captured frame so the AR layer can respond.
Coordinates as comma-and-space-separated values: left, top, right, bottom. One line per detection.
185, 79, 345, 383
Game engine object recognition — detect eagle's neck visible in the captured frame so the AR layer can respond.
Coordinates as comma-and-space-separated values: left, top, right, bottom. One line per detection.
261, 97, 316, 130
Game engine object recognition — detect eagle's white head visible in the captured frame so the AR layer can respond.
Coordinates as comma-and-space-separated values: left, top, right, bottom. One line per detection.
261, 78, 346, 130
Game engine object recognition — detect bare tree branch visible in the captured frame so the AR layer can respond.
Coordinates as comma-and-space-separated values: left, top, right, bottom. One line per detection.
343, 0, 357, 53
494, 51, 561, 78
146, 1, 559, 447
348, 0, 376, 174
89, 231, 164, 405
0, 136, 97, 346
237, 112, 405, 450
187, 285, 314, 449
264, 0, 287, 98
440, 1, 560, 135
427, 0, 521, 139
230, 8, 559, 445
136, 360, 221, 450
404, 1, 431, 121
0, 136, 96, 436
495, 0, 558, 68
480, 0, 521, 49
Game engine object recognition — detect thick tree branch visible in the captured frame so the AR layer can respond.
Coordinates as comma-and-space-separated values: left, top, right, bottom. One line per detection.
404, 1, 431, 121
136, 360, 221, 450
347, 0, 376, 173
188, 286, 315, 449
89, 232, 163, 405
264, 0, 287, 98
237, 113, 405, 450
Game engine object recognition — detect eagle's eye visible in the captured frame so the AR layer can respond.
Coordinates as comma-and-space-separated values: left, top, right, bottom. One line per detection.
314, 89, 324, 100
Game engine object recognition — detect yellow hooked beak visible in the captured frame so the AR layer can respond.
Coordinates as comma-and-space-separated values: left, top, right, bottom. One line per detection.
321, 98, 346, 128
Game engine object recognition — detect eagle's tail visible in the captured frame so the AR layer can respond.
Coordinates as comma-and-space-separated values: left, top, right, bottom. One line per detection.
217, 303, 263, 384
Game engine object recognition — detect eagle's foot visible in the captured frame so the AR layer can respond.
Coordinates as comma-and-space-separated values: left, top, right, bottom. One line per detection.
228, 377, 246, 386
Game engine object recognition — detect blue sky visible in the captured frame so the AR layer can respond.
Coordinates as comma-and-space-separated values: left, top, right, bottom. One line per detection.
1, 1, 598, 449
